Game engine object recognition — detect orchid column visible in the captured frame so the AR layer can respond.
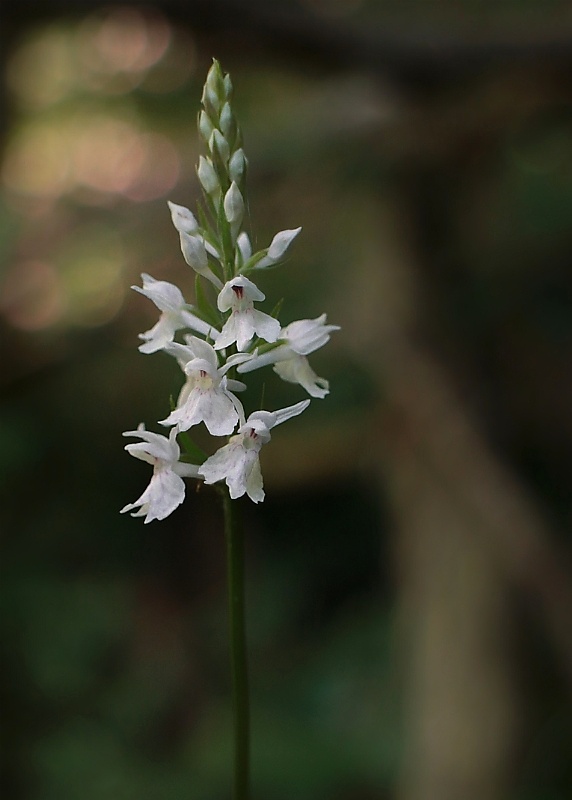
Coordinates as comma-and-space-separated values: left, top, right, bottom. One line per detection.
121, 60, 339, 800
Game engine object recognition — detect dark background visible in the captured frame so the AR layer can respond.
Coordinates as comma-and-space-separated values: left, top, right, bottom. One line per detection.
1, 2, 572, 799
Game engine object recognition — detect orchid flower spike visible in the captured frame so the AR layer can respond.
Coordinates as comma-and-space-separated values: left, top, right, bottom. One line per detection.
121, 426, 199, 523
123, 61, 338, 521
133, 273, 218, 354
214, 275, 281, 352
199, 400, 310, 502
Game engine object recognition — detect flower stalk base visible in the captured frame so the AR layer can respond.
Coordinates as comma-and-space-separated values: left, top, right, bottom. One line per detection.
222, 489, 250, 800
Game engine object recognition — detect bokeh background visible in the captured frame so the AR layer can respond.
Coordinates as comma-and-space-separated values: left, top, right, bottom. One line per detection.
2, 2, 572, 799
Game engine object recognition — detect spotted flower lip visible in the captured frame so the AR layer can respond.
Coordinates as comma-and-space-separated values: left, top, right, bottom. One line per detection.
133, 273, 218, 354
214, 275, 281, 351
121, 426, 199, 523
198, 400, 310, 502
160, 337, 242, 436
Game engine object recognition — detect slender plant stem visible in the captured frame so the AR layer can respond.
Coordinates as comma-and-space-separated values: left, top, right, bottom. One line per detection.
222, 489, 250, 800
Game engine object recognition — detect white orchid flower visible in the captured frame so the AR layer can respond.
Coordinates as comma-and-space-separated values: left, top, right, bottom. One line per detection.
133, 273, 218, 354
199, 400, 310, 502
121, 426, 199, 523
237, 314, 339, 398
214, 275, 281, 352
160, 337, 243, 436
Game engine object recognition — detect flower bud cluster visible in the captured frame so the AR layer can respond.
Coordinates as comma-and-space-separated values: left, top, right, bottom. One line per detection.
122, 61, 339, 523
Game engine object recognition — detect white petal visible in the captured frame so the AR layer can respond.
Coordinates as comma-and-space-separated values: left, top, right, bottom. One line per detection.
177, 375, 194, 407
160, 388, 203, 431
227, 448, 261, 500
235, 311, 258, 351
272, 399, 311, 426
214, 313, 240, 350
282, 314, 340, 355
275, 356, 329, 398
124, 443, 156, 466
226, 379, 246, 392
121, 468, 186, 523
160, 386, 237, 436
180, 309, 219, 339
201, 390, 239, 436
121, 500, 148, 518
123, 428, 179, 461
245, 456, 264, 503
184, 336, 219, 368
138, 313, 179, 354
199, 440, 261, 500
144, 469, 187, 522
236, 345, 290, 373
199, 440, 242, 485
133, 274, 185, 313
251, 310, 281, 345
173, 462, 201, 478
220, 351, 255, 374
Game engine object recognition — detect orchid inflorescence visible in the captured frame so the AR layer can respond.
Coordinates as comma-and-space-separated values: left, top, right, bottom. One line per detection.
121, 60, 339, 523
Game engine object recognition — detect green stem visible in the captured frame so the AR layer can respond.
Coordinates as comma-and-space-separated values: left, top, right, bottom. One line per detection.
222, 490, 250, 800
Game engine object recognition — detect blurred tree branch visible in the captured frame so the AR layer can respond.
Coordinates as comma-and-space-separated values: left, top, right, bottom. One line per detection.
3, 0, 572, 88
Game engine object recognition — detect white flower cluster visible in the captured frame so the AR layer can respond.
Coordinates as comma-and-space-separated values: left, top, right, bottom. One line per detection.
122, 61, 339, 523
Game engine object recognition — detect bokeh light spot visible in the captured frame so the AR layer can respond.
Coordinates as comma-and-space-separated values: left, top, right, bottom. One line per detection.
78, 7, 172, 94
6, 27, 76, 110
57, 224, 127, 327
0, 260, 65, 331
2, 125, 72, 199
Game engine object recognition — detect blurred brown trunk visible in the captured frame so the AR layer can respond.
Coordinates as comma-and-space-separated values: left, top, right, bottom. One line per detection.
385, 346, 519, 800
349, 192, 572, 799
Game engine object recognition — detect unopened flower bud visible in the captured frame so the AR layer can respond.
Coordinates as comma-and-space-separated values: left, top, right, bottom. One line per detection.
202, 84, 220, 116
197, 156, 220, 197
223, 73, 233, 100
209, 129, 230, 164
168, 201, 199, 234
180, 232, 208, 273
236, 232, 252, 267
255, 227, 302, 269
219, 102, 235, 141
198, 111, 214, 143
202, 60, 225, 114
224, 182, 244, 227
229, 148, 247, 185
